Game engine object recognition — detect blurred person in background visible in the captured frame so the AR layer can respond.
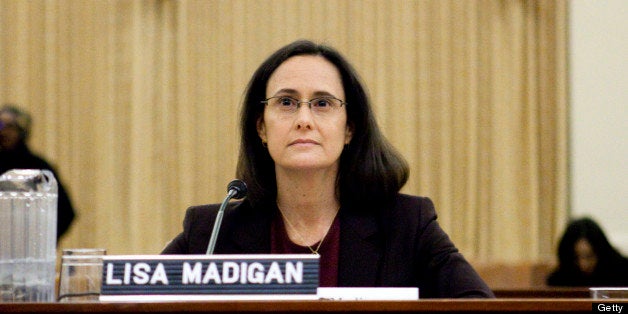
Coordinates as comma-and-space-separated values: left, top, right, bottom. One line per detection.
0, 104, 76, 240
547, 217, 628, 287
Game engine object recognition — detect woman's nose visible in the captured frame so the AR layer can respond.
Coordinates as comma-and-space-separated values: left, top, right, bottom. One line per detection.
294, 104, 314, 129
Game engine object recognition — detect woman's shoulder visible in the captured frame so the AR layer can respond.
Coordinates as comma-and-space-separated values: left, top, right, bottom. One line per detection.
392, 194, 436, 214
386, 193, 438, 227
184, 203, 220, 220
183, 200, 251, 224
394, 193, 433, 205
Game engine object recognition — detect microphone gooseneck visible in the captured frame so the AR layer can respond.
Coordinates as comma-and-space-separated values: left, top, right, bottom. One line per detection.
206, 180, 248, 255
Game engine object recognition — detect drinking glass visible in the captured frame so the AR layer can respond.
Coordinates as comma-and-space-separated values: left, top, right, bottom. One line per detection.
590, 287, 628, 299
57, 248, 106, 302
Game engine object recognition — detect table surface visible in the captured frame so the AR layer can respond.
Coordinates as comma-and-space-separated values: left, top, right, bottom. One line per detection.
2, 298, 623, 313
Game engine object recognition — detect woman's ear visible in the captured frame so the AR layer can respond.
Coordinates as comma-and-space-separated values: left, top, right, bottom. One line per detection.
257, 117, 267, 143
344, 121, 354, 145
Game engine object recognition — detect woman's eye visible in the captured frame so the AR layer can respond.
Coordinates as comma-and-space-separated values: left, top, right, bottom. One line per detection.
314, 99, 330, 107
279, 98, 294, 106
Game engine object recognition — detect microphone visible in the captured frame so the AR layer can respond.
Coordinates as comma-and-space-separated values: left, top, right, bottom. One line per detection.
206, 179, 247, 255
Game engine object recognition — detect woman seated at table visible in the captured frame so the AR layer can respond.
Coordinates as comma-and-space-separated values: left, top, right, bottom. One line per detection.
163, 39, 494, 298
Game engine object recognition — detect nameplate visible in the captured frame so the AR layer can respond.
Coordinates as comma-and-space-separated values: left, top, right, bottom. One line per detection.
100, 254, 319, 301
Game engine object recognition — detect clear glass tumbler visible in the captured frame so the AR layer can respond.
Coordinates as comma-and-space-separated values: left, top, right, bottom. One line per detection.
57, 248, 106, 302
590, 287, 628, 299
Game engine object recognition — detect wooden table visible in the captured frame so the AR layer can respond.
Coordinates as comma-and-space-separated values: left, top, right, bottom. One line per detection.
0, 299, 617, 313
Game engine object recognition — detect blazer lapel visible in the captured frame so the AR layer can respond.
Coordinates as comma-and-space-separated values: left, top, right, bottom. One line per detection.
338, 211, 382, 286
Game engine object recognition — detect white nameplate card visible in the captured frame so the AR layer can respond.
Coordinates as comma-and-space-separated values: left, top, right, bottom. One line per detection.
100, 254, 319, 301
317, 287, 419, 300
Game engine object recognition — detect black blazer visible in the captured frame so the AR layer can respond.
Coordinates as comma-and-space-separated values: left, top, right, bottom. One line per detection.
162, 194, 494, 298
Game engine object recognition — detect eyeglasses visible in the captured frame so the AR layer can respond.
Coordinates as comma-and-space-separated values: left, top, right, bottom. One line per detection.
261, 96, 346, 116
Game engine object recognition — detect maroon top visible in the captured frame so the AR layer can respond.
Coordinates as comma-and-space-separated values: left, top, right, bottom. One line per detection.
270, 211, 340, 287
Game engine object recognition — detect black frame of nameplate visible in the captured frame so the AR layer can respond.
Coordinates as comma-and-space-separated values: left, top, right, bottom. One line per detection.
100, 254, 319, 300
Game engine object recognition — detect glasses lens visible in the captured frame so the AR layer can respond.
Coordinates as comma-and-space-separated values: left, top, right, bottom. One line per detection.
311, 97, 342, 113
270, 97, 297, 112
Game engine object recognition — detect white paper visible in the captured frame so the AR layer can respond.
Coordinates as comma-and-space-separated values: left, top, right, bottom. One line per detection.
317, 287, 419, 300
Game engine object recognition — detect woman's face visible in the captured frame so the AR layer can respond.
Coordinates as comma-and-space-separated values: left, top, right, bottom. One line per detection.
257, 55, 353, 174
574, 238, 598, 275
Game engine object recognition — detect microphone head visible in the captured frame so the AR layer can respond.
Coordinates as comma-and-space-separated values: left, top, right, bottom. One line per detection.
227, 179, 247, 199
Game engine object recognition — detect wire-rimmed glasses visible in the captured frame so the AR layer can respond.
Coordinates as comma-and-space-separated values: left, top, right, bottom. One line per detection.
261, 96, 346, 116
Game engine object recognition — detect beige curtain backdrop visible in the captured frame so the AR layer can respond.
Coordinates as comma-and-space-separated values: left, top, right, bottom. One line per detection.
0, 0, 567, 264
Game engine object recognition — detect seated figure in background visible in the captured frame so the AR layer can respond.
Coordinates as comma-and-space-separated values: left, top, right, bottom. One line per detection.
0, 104, 76, 240
547, 217, 628, 287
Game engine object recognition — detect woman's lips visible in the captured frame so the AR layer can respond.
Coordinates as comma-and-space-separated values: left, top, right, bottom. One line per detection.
289, 139, 319, 146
